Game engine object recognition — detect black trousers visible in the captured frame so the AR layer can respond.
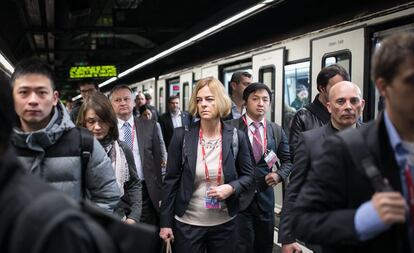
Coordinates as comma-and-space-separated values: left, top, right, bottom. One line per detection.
173, 218, 237, 253
139, 181, 160, 226
237, 197, 274, 253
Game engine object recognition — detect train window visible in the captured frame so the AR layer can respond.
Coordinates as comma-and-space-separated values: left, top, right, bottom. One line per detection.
221, 62, 252, 95
322, 50, 352, 78
183, 81, 189, 110
259, 66, 275, 122
158, 87, 165, 113
283, 61, 310, 137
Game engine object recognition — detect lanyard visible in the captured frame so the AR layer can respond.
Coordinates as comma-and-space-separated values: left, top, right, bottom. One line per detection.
199, 128, 222, 185
404, 164, 414, 225
242, 116, 267, 154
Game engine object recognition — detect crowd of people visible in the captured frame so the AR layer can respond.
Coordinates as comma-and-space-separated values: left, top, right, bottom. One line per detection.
0, 32, 413, 253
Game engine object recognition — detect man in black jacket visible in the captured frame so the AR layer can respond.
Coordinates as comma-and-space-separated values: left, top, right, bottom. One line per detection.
279, 81, 365, 253
70, 79, 98, 123
227, 83, 292, 253
0, 71, 102, 253
292, 32, 414, 253
289, 64, 349, 158
159, 95, 192, 148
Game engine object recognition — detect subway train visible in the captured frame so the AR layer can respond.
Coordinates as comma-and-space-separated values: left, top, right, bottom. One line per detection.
124, 4, 414, 251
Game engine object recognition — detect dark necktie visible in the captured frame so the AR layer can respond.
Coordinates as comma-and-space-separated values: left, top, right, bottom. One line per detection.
251, 122, 263, 163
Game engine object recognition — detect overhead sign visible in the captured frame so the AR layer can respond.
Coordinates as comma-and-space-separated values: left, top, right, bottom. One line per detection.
70, 65, 117, 79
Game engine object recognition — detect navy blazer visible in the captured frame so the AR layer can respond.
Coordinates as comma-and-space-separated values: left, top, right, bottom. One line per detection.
160, 121, 254, 228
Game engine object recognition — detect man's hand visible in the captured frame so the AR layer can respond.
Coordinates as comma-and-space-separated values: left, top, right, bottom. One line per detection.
124, 218, 137, 225
281, 242, 302, 253
207, 184, 235, 200
372, 192, 406, 225
265, 172, 281, 187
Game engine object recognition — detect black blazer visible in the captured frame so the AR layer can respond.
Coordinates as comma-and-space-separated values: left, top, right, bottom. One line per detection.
159, 111, 192, 148
160, 121, 254, 228
226, 118, 292, 212
291, 115, 409, 253
279, 122, 337, 244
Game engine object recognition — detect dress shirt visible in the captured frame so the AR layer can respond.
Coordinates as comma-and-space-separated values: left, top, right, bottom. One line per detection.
117, 116, 144, 180
354, 111, 414, 241
170, 111, 182, 129
245, 114, 266, 154
231, 101, 246, 119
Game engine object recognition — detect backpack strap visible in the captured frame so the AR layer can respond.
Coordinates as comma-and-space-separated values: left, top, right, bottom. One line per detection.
269, 121, 282, 148
10, 192, 115, 253
338, 129, 393, 192
79, 127, 94, 198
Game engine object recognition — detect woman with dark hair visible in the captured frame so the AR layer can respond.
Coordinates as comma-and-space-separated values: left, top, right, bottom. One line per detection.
77, 92, 142, 224
139, 104, 168, 173
159, 77, 254, 253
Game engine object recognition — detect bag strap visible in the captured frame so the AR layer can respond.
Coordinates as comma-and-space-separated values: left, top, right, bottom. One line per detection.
338, 129, 393, 192
79, 127, 94, 198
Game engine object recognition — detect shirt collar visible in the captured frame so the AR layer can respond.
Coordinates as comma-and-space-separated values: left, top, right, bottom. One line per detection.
117, 115, 134, 128
384, 110, 404, 154
170, 110, 181, 117
244, 113, 265, 127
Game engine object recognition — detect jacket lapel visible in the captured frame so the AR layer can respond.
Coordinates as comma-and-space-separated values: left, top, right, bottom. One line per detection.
186, 123, 199, 178
134, 117, 146, 167
222, 123, 233, 165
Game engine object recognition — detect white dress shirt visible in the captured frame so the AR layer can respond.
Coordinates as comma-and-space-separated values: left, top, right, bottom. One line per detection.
171, 111, 182, 129
117, 116, 144, 180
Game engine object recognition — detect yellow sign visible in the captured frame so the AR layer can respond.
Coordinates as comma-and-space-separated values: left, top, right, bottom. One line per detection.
70, 65, 117, 78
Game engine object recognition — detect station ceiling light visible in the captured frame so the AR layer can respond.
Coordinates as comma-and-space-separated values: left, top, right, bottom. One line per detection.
0, 51, 14, 75
92, 0, 281, 92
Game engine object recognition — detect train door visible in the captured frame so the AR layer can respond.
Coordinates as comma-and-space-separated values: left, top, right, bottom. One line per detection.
252, 48, 285, 126
311, 28, 365, 103
179, 72, 193, 111
201, 65, 219, 79
157, 79, 166, 113
252, 48, 285, 216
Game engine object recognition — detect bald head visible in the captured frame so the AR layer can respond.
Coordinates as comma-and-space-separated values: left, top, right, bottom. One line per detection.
327, 81, 365, 130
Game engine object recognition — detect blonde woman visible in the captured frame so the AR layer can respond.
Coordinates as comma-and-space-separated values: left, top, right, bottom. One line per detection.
159, 77, 254, 253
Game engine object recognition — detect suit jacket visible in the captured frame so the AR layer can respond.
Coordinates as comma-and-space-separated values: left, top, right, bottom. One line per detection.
291, 115, 410, 253
227, 118, 292, 212
279, 122, 338, 244
159, 111, 192, 148
160, 121, 254, 228
133, 117, 163, 212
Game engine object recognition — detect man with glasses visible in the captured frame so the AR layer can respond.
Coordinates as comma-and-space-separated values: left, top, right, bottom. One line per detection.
110, 84, 163, 226
70, 79, 99, 123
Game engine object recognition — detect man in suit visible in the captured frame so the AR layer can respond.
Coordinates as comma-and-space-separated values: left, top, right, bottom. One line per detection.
289, 64, 349, 157
279, 81, 365, 253
227, 83, 292, 253
224, 71, 252, 120
292, 32, 414, 253
159, 95, 192, 148
110, 84, 163, 226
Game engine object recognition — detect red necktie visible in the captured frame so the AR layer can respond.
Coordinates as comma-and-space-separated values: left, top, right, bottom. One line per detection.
404, 162, 414, 227
251, 122, 263, 163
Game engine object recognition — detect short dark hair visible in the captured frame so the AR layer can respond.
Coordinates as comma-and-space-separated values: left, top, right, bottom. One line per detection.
138, 104, 151, 115
372, 32, 414, 83
168, 95, 179, 103
144, 93, 152, 100
0, 71, 16, 153
109, 84, 132, 99
230, 71, 252, 84
316, 64, 349, 92
11, 58, 55, 89
243, 82, 272, 102
79, 79, 99, 90
76, 92, 119, 141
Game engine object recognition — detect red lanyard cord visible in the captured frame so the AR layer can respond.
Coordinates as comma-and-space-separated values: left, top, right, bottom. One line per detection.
199, 128, 222, 185
404, 164, 414, 224
242, 116, 267, 154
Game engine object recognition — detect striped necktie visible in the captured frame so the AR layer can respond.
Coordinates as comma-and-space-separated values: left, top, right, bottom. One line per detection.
251, 122, 263, 163
122, 122, 133, 151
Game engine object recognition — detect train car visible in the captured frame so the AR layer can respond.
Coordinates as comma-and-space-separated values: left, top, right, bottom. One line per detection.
129, 4, 414, 250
